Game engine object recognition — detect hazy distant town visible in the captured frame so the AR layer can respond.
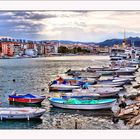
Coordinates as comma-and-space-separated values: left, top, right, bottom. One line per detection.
1, 11, 140, 59
0, 36, 140, 59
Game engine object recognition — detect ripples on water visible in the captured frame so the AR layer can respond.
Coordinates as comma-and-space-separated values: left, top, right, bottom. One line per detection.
0, 55, 136, 129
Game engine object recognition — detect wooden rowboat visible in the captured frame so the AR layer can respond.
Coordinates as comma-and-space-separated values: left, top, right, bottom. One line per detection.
91, 83, 124, 88
64, 87, 121, 98
48, 97, 117, 110
0, 107, 46, 120
49, 84, 80, 91
9, 91, 46, 104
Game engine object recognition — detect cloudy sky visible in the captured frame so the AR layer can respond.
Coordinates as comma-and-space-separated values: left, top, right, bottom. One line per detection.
1, 11, 140, 42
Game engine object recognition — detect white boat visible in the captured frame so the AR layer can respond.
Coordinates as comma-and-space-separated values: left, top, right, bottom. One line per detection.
129, 59, 140, 67
0, 107, 46, 120
70, 87, 121, 97
91, 83, 124, 88
118, 75, 136, 81
48, 97, 117, 110
97, 81, 125, 86
119, 67, 137, 72
62, 93, 100, 99
115, 68, 135, 75
110, 56, 123, 61
49, 84, 80, 91
130, 59, 140, 64
98, 77, 131, 84
73, 87, 122, 93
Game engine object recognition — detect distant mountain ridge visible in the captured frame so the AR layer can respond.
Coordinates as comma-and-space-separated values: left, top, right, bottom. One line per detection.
97, 37, 140, 47
43, 37, 140, 47
42, 40, 95, 45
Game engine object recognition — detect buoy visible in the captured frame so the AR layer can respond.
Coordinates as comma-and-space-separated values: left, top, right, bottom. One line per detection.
13, 79, 16, 82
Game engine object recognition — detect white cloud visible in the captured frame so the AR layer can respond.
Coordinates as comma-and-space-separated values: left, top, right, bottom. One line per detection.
1, 11, 140, 42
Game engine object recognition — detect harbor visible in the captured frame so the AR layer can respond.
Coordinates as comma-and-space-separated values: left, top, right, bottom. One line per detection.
0, 11, 140, 129
0, 54, 140, 129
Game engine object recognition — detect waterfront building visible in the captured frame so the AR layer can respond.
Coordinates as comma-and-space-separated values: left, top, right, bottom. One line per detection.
0, 41, 15, 56
36, 44, 45, 55
24, 49, 38, 57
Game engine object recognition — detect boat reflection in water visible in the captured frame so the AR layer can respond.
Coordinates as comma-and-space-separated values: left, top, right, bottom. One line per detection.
0, 118, 43, 129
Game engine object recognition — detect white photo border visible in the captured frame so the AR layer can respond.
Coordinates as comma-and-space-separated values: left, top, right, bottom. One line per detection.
0, 1, 140, 139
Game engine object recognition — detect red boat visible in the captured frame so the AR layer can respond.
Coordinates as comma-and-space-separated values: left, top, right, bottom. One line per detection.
9, 91, 46, 104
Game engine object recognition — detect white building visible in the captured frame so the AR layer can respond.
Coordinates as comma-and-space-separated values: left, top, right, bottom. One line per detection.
25, 49, 38, 57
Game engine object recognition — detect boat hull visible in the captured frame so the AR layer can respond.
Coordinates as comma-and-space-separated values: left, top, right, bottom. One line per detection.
49, 100, 116, 110
0, 107, 46, 120
92, 84, 123, 88
49, 84, 80, 91
115, 71, 135, 75
64, 89, 120, 98
48, 98, 116, 110
9, 97, 45, 104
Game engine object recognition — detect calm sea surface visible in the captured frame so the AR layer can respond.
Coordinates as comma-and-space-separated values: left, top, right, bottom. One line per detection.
0, 55, 139, 129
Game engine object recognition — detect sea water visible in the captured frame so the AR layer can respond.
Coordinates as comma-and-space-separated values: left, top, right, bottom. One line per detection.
0, 55, 139, 129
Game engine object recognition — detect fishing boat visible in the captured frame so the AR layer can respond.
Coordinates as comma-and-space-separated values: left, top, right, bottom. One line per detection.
110, 54, 127, 59
91, 83, 124, 88
9, 91, 46, 104
49, 84, 80, 91
0, 107, 46, 120
50, 76, 97, 86
129, 59, 140, 67
118, 75, 136, 81
98, 77, 131, 84
87, 66, 118, 72
69, 87, 121, 97
62, 93, 100, 99
83, 68, 114, 76
115, 68, 135, 75
73, 87, 123, 92
97, 80, 125, 87
110, 56, 123, 61
118, 67, 137, 72
77, 74, 101, 79
76, 87, 121, 93
70, 72, 101, 79
97, 71, 114, 76
103, 75, 135, 81
62, 92, 118, 99
65, 69, 85, 76
77, 78, 97, 85
87, 67, 137, 76
48, 97, 117, 110
65, 70, 101, 79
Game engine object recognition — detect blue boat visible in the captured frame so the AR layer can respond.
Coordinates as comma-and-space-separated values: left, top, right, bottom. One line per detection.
48, 97, 117, 110
9, 91, 46, 104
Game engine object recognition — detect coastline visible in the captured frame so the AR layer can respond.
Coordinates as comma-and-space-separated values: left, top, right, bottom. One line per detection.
41, 54, 110, 61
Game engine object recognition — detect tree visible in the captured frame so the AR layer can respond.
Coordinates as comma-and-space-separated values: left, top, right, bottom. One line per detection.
58, 46, 69, 53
